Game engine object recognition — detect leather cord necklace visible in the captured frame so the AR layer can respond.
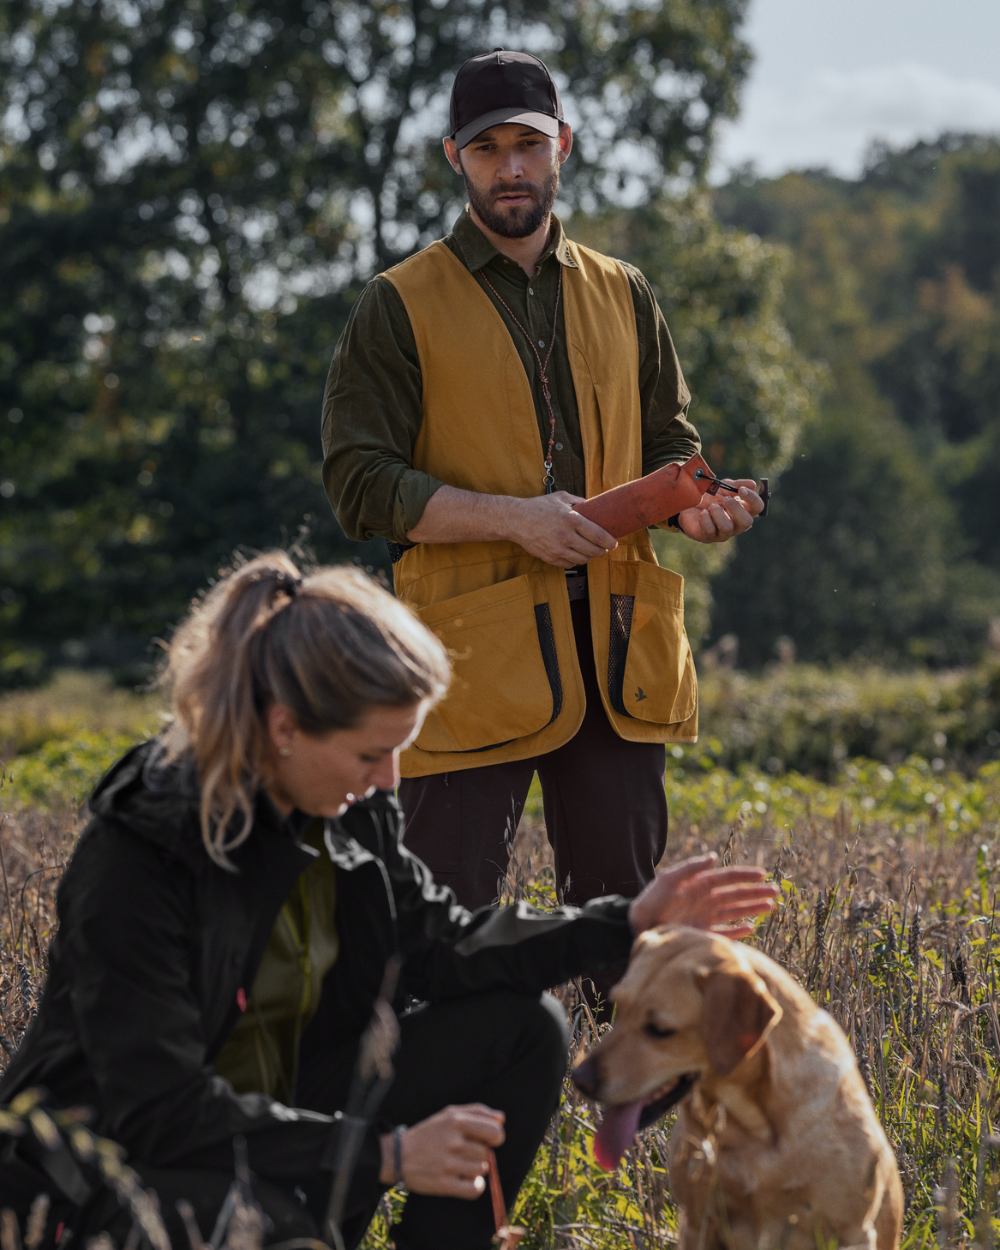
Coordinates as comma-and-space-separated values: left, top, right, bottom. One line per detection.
478, 263, 564, 494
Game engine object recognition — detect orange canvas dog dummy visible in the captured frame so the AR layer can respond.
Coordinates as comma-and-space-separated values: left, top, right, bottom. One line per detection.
573, 927, 903, 1250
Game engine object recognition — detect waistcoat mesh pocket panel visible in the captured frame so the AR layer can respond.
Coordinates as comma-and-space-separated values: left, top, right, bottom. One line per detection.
533, 603, 563, 724
608, 593, 635, 715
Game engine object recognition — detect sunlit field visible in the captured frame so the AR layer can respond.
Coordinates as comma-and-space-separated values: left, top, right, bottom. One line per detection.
1, 671, 997, 1248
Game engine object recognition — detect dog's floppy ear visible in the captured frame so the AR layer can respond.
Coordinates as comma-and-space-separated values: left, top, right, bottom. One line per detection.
700, 966, 782, 1076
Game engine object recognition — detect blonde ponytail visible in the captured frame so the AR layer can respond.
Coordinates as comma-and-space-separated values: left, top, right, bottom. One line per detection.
157, 552, 449, 867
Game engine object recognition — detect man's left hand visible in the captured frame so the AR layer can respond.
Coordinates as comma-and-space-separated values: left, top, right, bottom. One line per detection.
676, 479, 763, 543
628, 853, 778, 937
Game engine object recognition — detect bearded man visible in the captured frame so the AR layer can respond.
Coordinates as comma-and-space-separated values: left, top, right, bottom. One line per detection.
321, 49, 763, 930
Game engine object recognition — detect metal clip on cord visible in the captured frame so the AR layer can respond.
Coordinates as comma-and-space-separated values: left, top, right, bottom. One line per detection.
694, 469, 770, 516
693, 468, 739, 493
666, 476, 769, 529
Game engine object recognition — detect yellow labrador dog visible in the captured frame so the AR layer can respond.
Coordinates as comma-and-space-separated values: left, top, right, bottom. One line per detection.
572, 927, 903, 1250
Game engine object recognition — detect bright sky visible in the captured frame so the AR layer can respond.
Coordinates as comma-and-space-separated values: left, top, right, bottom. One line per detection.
714, 0, 1000, 178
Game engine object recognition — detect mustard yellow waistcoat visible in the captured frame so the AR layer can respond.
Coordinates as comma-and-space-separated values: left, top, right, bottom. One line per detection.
385, 239, 697, 778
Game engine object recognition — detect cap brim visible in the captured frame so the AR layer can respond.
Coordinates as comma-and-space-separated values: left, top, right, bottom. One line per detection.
453, 108, 561, 149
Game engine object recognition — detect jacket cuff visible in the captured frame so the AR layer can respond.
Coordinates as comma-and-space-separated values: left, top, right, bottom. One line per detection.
320, 1112, 385, 1196
580, 895, 636, 967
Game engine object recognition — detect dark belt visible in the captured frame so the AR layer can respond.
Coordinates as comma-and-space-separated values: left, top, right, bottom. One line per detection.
565, 566, 588, 602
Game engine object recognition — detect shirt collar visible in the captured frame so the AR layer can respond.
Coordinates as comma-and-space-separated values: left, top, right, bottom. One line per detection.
450, 207, 579, 273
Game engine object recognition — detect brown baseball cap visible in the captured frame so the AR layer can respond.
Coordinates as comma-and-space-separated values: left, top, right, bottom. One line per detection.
448, 49, 564, 149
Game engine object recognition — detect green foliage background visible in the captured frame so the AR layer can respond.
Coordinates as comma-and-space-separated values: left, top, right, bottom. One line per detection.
1, 2, 999, 684
0, 0, 773, 686
712, 136, 1000, 666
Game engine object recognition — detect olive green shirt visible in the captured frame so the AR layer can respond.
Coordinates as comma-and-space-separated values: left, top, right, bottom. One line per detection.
322, 210, 700, 544
214, 819, 338, 1102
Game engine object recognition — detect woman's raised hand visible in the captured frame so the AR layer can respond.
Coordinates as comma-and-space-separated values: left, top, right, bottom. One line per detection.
380, 1103, 506, 1198
628, 853, 778, 938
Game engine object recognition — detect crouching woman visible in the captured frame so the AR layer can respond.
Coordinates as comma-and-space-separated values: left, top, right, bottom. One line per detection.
0, 553, 775, 1249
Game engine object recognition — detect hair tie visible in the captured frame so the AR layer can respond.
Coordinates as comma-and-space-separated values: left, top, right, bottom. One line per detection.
271, 570, 303, 600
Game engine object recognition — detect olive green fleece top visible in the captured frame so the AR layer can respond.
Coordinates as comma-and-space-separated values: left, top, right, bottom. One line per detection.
321, 210, 700, 545
214, 819, 338, 1102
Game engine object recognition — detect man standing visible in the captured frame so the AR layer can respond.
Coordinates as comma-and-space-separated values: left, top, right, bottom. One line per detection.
322, 49, 762, 913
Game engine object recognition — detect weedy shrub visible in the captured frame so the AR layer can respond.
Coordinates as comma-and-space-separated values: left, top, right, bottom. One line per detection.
2, 732, 139, 809
693, 658, 1000, 778
0, 671, 160, 812
3, 661, 1000, 790
667, 756, 1000, 842
0, 671, 161, 760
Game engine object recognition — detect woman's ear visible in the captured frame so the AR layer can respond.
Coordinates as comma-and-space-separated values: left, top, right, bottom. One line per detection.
265, 703, 297, 756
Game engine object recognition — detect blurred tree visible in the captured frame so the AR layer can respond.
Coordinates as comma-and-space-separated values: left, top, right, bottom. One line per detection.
302, 0, 753, 273
712, 135, 1000, 665
926, 141, 1000, 292
0, 0, 770, 683
709, 374, 996, 667
0, 0, 363, 681
574, 193, 820, 643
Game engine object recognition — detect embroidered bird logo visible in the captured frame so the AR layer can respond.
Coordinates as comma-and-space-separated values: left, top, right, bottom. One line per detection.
634, 687, 647, 702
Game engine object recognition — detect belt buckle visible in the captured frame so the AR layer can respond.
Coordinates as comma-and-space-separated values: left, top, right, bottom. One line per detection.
565, 566, 588, 601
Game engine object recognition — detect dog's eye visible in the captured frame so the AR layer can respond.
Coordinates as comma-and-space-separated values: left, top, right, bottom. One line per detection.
644, 1021, 676, 1039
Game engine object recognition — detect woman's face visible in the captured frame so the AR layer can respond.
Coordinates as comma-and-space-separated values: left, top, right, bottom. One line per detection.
263, 700, 427, 818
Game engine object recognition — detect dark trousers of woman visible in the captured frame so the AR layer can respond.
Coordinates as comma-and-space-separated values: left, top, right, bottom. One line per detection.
400, 594, 667, 1013
0, 991, 567, 1250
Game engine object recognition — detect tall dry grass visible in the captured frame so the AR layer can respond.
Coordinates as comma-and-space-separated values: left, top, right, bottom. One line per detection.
493, 804, 999, 1249
1, 774, 998, 1247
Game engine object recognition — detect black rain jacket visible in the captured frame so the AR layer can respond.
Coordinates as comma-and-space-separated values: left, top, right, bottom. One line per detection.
0, 741, 633, 1207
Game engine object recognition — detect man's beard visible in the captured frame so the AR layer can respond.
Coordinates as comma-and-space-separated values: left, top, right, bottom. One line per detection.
464, 165, 559, 238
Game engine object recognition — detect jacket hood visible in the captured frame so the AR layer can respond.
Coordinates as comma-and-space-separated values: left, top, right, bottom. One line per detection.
87, 739, 292, 872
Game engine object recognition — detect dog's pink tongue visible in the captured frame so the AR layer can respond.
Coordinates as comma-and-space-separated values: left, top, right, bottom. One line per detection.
593, 1101, 643, 1171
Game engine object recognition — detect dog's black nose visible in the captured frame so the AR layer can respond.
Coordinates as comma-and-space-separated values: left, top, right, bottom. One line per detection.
571, 1055, 599, 1098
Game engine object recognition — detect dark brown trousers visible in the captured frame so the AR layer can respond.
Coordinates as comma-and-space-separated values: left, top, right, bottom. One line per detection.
399, 597, 668, 911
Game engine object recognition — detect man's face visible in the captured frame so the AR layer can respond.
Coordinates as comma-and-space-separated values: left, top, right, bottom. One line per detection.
449, 123, 568, 239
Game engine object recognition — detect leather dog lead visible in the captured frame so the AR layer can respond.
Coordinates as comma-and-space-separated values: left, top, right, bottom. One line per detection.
487, 1148, 525, 1246
573, 453, 770, 539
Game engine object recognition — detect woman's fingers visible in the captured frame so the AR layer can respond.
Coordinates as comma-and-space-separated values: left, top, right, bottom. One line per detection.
452, 1102, 506, 1144
435, 1169, 489, 1200
400, 1104, 506, 1199
631, 858, 778, 934
678, 884, 778, 929
437, 1112, 498, 1198
685, 864, 769, 886
654, 853, 719, 888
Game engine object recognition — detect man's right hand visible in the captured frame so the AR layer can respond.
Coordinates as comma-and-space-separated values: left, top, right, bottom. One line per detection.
506, 492, 618, 568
